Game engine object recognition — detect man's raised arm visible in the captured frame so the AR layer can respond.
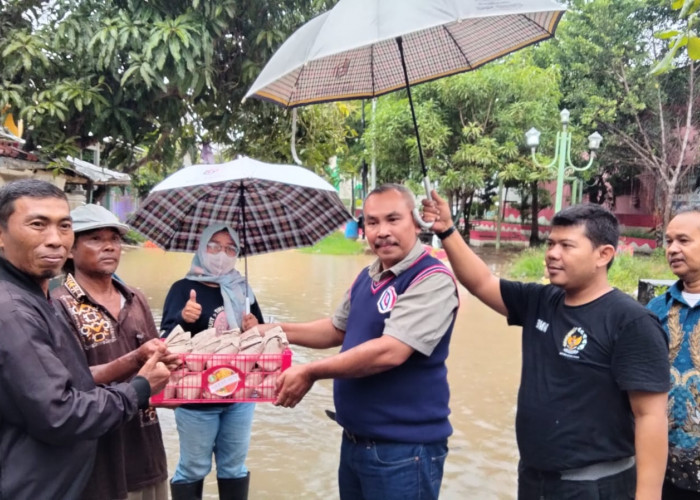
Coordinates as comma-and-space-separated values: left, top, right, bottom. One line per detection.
422, 190, 507, 316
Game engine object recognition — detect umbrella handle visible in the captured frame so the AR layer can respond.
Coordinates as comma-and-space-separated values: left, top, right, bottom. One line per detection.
413, 176, 434, 231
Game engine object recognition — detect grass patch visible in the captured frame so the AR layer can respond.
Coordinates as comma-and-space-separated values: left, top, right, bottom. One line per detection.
299, 231, 366, 255
506, 248, 546, 281
608, 251, 676, 294
621, 227, 655, 239
504, 247, 676, 294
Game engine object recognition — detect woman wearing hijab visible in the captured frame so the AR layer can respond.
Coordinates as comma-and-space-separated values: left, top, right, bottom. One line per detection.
161, 223, 263, 500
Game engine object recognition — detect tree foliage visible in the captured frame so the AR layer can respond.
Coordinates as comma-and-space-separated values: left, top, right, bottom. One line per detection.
0, 0, 345, 175
362, 56, 561, 242
545, 0, 699, 233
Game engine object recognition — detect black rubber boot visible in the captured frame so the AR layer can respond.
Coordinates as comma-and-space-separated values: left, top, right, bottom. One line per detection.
170, 480, 204, 500
217, 473, 250, 500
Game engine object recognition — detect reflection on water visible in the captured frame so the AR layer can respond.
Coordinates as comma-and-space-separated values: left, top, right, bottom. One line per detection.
117, 246, 524, 499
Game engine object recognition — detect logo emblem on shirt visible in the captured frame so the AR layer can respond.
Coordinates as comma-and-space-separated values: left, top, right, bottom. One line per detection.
560, 327, 588, 358
536, 319, 550, 333
377, 286, 398, 314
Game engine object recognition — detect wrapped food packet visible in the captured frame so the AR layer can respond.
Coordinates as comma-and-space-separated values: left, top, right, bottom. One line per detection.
164, 325, 191, 347
177, 373, 202, 400
184, 352, 212, 372
220, 327, 242, 337
242, 369, 264, 399
167, 340, 192, 355
235, 328, 264, 373
257, 327, 289, 371
191, 328, 218, 351
206, 334, 241, 369
250, 371, 279, 400
195, 336, 223, 354
185, 328, 221, 371
163, 368, 186, 399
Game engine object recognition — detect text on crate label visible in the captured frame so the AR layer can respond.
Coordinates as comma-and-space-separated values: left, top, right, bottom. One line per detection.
207, 370, 240, 395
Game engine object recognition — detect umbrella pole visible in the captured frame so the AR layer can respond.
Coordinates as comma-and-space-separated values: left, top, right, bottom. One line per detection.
238, 182, 251, 315
396, 36, 433, 230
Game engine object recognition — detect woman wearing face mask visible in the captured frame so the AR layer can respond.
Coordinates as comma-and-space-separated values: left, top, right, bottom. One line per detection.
161, 223, 263, 500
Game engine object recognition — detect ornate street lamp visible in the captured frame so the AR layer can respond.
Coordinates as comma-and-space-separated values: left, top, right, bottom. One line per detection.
525, 109, 602, 213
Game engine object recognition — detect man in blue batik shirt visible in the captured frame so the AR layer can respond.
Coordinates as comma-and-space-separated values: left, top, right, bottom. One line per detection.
648, 206, 700, 500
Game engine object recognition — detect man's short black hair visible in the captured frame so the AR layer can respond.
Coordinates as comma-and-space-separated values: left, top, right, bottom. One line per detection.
0, 179, 67, 229
552, 203, 619, 269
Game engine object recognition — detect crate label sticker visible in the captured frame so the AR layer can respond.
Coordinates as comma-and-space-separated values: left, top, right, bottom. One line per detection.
207, 368, 240, 396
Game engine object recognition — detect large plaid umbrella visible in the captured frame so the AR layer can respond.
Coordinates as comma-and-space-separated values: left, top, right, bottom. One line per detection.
245, 0, 566, 222
127, 156, 352, 256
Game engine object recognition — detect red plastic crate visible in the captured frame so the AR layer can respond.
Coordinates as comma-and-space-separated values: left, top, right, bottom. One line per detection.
151, 349, 292, 404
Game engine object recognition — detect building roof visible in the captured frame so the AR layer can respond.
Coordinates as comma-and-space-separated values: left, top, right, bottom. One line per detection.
0, 141, 131, 186
0, 139, 39, 162
64, 156, 131, 185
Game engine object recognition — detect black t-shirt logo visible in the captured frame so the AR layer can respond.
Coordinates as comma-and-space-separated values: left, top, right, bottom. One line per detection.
561, 327, 588, 359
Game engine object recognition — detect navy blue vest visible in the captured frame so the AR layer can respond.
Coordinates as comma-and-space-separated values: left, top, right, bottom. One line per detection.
334, 252, 457, 443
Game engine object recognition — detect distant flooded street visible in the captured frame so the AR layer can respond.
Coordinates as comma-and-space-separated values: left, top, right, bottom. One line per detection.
117, 246, 524, 499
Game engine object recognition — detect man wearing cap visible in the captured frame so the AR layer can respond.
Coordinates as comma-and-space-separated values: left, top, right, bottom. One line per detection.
52, 204, 176, 500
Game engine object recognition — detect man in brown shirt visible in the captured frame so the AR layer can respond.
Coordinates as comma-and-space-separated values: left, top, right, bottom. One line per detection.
52, 204, 176, 500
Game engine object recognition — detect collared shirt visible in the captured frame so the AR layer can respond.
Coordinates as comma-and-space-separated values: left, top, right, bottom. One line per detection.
52, 274, 167, 499
648, 281, 700, 492
332, 240, 459, 355
0, 258, 139, 500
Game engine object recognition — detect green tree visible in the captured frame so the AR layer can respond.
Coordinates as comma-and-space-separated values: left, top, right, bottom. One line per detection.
433, 56, 561, 244
544, 0, 699, 234
0, 0, 344, 176
360, 55, 561, 244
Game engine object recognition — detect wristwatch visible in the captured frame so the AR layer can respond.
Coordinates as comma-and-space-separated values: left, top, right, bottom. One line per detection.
436, 225, 457, 240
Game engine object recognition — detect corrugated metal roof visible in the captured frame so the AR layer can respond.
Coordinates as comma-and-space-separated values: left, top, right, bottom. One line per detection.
64, 156, 131, 185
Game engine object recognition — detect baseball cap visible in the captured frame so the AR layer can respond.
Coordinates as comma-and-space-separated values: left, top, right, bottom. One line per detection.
71, 204, 130, 235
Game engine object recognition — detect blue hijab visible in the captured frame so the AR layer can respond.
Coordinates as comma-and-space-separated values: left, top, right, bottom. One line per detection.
185, 223, 254, 330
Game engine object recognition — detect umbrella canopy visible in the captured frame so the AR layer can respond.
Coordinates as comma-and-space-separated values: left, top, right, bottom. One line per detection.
127, 156, 352, 255
244, 0, 566, 108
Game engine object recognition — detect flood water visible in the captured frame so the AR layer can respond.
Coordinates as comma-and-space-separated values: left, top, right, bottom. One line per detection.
117, 246, 524, 499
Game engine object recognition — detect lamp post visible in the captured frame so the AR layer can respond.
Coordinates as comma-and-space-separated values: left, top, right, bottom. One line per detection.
525, 109, 603, 213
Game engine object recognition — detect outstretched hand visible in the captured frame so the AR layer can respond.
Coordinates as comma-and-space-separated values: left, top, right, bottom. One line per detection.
274, 365, 314, 408
136, 339, 182, 371
421, 190, 454, 234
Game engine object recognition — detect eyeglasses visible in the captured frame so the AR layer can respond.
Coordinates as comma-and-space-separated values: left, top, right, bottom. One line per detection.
206, 242, 237, 256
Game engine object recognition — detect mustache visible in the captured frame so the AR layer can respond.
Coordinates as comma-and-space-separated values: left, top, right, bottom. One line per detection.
374, 238, 397, 248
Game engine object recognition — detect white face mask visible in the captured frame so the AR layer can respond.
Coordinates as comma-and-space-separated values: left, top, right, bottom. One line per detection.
202, 252, 237, 276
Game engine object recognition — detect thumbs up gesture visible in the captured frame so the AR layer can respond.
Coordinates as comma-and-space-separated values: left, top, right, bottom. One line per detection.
181, 289, 202, 324
136, 351, 171, 394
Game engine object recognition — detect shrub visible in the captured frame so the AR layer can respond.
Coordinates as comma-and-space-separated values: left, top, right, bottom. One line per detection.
506, 248, 545, 281
620, 227, 655, 239
505, 247, 675, 295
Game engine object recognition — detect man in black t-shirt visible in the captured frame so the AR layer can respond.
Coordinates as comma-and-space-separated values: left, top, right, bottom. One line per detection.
422, 195, 669, 500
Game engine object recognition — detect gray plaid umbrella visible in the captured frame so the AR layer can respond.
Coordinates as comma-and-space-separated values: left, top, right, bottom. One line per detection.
245, 0, 566, 223
127, 156, 352, 256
